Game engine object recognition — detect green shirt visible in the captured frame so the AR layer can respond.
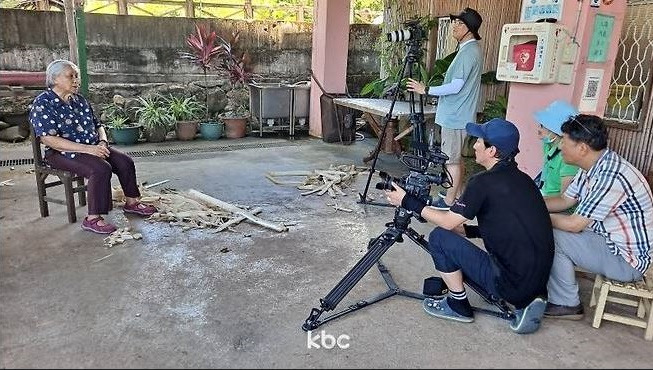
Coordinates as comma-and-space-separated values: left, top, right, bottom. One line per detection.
540, 141, 579, 197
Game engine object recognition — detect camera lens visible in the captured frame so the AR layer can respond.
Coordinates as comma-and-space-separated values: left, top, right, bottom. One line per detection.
386, 29, 412, 42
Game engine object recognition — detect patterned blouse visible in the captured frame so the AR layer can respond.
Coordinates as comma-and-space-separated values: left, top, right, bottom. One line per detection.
565, 149, 653, 273
29, 88, 102, 159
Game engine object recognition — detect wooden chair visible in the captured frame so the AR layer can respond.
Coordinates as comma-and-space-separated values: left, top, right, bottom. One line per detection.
589, 272, 653, 341
31, 132, 87, 223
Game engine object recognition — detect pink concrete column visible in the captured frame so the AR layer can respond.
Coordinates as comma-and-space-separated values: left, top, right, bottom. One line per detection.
309, 0, 351, 138
506, 1, 627, 176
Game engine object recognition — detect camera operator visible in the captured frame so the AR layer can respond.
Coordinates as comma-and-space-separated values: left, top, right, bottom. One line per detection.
385, 118, 555, 334
405, 7, 484, 212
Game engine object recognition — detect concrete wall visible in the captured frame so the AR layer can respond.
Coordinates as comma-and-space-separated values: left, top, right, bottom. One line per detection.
0, 9, 379, 92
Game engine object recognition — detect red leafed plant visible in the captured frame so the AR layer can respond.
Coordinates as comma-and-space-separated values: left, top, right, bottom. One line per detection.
180, 23, 222, 75
215, 32, 254, 86
180, 23, 224, 120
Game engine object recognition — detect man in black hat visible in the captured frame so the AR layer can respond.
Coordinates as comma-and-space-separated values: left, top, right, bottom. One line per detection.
406, 7, 484, 212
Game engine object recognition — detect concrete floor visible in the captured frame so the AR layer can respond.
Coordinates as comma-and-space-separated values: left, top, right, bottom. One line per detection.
1, 136, 651, 368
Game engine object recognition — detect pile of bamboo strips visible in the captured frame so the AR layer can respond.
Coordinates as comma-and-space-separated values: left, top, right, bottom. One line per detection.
111, 185, 287, 234
266, 164, 368, 198
104, 227, 142, 248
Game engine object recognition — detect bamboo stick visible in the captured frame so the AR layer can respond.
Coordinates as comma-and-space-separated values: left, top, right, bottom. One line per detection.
186, 189, 287, 232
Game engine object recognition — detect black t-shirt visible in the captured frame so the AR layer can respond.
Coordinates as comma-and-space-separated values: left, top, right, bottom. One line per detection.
450, 160, 554, 309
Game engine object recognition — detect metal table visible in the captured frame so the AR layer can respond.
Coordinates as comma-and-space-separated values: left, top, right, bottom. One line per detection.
331, 98, 436, 120
332, 98, 437, 159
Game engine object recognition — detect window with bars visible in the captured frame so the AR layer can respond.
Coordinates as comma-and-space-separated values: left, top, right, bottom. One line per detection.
435, 17, 457, 60
604, 0, 653, 129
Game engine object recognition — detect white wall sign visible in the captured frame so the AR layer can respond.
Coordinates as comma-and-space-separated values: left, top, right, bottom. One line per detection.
520, 0, 565, 23
579, 68, 605, 112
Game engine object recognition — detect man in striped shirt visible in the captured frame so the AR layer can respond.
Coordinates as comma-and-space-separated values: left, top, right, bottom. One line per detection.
543, 114, 653, 319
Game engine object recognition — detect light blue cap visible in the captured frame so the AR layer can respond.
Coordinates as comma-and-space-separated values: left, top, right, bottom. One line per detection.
533, 100, 579, 136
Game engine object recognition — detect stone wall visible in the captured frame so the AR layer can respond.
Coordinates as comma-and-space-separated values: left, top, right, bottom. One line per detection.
0, 9, 381, 141
1, 9, 380, 94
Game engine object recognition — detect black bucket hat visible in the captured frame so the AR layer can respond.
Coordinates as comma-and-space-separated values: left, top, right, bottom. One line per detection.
450, 7, 483, 40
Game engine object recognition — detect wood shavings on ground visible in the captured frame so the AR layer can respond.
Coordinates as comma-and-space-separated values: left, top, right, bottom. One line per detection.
266, 164, 368, 198
112, 186, 287, 233
104, 227, 142, 248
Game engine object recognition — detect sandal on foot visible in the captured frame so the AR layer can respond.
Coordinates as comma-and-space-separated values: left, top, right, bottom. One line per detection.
123, 202, 157, 216
81, 216, 117, 234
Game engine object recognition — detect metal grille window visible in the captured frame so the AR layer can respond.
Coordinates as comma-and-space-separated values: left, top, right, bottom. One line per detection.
604, 0, 653, 128
435, 17, 457, 60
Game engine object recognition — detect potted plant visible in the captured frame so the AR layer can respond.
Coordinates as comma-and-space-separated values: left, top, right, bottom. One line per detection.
180, 23, 222, 124
101, 98, 141, 145
219, 89, 249, 139
167, 95, 204, 141
133, 95, 174, 143
215, 34, 254, 139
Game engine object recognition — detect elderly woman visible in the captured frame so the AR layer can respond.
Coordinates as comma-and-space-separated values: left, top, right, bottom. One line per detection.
29, 60, 156, 234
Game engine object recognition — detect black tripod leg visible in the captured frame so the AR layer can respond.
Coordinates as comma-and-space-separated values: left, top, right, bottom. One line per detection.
359, 52, 412, 204
302, 228, 403, 331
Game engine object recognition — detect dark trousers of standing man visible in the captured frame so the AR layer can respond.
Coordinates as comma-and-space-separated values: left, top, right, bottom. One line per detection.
46, 147, 140, 215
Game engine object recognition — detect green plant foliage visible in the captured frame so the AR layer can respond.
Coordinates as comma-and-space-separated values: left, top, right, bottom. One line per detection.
101, 102, 132, 129
419, 51, 457, 87
133, 95, 175, 129
481, 95, 508, 121
167, 95, 205, 121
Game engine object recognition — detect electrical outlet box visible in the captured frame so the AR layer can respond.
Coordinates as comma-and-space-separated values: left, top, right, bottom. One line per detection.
561, 41, 579, 64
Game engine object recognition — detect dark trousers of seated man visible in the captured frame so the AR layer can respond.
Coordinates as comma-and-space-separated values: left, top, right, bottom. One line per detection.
428, 227, 503, 316
46, 147, 140, 215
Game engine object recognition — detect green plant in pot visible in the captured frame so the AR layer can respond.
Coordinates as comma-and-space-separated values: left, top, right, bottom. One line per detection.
133, 95, 174, 143
167, 95, 204, 141
101, 99, 141, 145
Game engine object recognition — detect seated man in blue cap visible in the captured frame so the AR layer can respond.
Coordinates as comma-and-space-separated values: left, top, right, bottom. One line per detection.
385, 118, 554, 334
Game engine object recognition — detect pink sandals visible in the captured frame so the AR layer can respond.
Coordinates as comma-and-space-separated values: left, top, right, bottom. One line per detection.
123, 201, 157, 216
81, 216, 117, 234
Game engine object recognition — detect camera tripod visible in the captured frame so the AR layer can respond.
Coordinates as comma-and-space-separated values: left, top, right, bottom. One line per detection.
301, 206, 515, 331
358, 36, 427, 207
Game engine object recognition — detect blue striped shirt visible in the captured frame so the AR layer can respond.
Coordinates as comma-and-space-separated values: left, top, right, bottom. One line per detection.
565, 149, 653, 273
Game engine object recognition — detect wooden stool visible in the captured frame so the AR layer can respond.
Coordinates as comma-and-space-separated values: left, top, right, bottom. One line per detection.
589, 273, 653, 341
31, 132, 87, 223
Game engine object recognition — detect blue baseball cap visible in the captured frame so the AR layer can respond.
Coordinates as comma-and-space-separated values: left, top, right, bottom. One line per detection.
466, 118, 520, 157
533, 100, 578, 136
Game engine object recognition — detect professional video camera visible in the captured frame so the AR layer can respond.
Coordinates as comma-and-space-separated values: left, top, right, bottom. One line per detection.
386, 19, 428, 43
375, 140, 450, 207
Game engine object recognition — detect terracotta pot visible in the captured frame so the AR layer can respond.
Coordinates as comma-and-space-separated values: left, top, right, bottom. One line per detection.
175, 120, 199, 141
223, 117, 248, 138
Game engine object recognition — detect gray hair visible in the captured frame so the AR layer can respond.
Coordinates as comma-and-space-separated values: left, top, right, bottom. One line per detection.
45, 60, 80, 88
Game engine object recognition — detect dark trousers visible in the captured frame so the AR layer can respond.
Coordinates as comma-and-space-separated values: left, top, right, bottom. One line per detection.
46, 147, 140, 215
428, 227, 501, 299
